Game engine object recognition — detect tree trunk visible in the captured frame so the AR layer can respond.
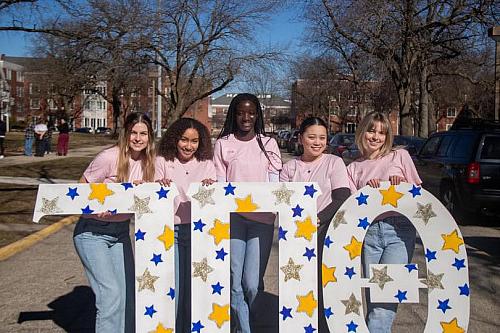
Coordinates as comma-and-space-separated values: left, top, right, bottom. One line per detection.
112, 94, 121, 133
418, 65, 429, 138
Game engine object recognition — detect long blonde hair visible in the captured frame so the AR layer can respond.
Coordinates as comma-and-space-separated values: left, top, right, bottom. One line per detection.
116, 112, 155, 182
355, 111, 394, 159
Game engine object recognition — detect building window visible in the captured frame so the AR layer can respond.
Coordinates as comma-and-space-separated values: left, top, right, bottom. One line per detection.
17, 72, 24, 82
446, 123, 453, 131
30, 99, 40, 109
446, 107, 457, 118
17, 86, 23, 97
345, 122, 357, 133
347, 106, 357, 116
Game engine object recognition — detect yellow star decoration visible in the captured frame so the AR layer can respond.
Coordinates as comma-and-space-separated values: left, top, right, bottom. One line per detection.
294, 216, 317, 241
209, 219, 230, 245
322, 263, 337, 287
208, 303, 230, 328
149, 323, 173, 333
296, 290, 317, 318
88, 183, 114, 204
235, 195, 259, 212
441, 229, 465, 254
157, 225, 174, 251
440, 318, 465, 333
379, 184, 404, 208
343, 236, 363, 260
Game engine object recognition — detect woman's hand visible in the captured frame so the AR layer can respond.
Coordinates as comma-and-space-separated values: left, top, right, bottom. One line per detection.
389, 175, 405, 185
133, 180, 144, 186
156, 178, 172, 187
367, 178, 381, 188
95, 211, 113, 218
201, 178, 215, 186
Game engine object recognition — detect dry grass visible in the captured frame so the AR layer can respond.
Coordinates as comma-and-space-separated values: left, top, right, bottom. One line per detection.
0, 157, 93, 179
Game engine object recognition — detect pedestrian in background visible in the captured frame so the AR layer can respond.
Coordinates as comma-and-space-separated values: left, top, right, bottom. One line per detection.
34, 121, 47, 157
347, 111, 422, 333
24, 119, 35, 156
0, 118, 6, 159
56, 118, 70, 156
156, 117, 216, 333
73, 112, 156, 333
45, 119, 54, 154
213, 93, 282, 333
280, 116, 351, 332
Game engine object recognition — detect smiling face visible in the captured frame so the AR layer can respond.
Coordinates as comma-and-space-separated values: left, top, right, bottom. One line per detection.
235, 100, 257, 135
176, 127, 199, 162
363, 121, 387, 159
128, 122, 149, 155
300, 124, 328, 161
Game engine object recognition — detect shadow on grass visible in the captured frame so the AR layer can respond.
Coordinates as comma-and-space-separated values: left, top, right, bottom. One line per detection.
17, 286, 96, 332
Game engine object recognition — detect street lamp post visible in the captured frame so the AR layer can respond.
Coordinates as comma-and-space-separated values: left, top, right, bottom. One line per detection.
489, 26, 500, 121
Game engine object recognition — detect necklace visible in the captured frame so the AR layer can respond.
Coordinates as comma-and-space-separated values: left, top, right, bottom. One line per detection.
177, 158, 192, 175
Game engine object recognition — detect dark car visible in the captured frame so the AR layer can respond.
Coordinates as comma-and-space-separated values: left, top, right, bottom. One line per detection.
414, 119, 500, 219
286, 129, 300, 154
328, 133, 355, 156
277, 130, 291, 149
74, 127, 94, 134
95, 127, 112, 134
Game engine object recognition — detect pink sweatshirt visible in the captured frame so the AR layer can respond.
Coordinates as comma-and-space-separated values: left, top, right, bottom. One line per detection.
280, 154, 350, 212
155, 157, 216, 225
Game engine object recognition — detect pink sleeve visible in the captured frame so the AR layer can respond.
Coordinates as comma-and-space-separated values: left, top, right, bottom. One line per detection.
279, 162, 292, 182
83, 149, 114, 182
154, 157, 168, 180
206, 160, 217, 180
266, 138, 282, 173
346, 164, 359, 194
398, 149, 422, 185
213, 139, 227, 181
329, 157, 350, 190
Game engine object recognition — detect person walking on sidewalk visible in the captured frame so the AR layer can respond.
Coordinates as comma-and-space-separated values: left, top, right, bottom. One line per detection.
0, 118, 6, 159
24, 119, 35, 156
56, 118, 70, 156
73, 112, 156, 333
34, 122, 47, 157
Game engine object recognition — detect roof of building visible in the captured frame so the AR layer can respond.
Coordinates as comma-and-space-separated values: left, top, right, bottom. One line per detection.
211, 93, 291, 108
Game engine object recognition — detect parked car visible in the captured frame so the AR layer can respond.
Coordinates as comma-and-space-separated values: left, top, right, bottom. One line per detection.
414, 119, 500, 219
95, 127, 112, 134
328, 133, 355, 156
277, 130, 291, 149
74, 127, 94, 134
286, 129, 300, 154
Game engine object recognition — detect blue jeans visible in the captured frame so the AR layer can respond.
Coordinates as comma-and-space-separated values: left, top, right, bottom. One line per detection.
230, 214, 274, 333
174, 224, 191, 333
362, 215, 416, 333
24, 137, 33, 156
73, 218, 135, 333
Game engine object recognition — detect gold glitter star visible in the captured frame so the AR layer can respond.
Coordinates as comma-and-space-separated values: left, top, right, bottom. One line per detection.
280, 257, 303, 282
294, 216, 317, 241
129, 195, 152, 218
39, 197, 62, 215
193, 257, 214, 282
208, 219, 230, 245
379, 184, 404, 208
441, 229, 465, 254
296, 290, 317, 317
414, 202, 437, 224
322, 263, 337, 287
192, 186, 216, 208
422, 270, 444, 292
149, 323, 173, 333
88, 183, 114, 205
235, 194, 259, 212
136, 268, 159, 292
271, 183, 294, 205
341, 293, 362, 315
157, 225, 174, 251
440, 318, 465, 333
331, 209, 347, 229
343, 236, 362, 260
208, 303, 230, 328
369, 266, 394, 289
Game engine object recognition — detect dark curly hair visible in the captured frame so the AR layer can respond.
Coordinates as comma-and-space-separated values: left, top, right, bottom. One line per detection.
158, 117, 213, 161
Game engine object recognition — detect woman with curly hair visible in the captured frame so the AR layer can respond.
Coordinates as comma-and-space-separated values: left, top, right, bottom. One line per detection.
156, 117, 216, 333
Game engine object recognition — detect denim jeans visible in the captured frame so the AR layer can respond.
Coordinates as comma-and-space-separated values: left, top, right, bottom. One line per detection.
24, 137, 33, 156
174, 224, 191, 333
230, 214, 274, 333
362, 215, 416, 333
73, 218, 135, 333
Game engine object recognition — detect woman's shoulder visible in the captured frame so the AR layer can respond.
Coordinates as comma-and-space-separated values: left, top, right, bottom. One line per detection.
94, 145, 119, 161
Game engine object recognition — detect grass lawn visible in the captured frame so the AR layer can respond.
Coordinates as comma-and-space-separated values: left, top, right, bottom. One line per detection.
0, 157, 93, 179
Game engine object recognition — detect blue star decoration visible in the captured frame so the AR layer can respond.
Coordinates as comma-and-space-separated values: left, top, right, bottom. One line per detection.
224, 183, 236, 195
66, 187, 79, 200
280, 306, 293, 321
193, 219, 206, 232
215, 248, 228, 261
156, 187, 169, 199
452, 258, 466, 271
324, 236, 333, 248
135, 229, 146, 241
345, 267, 356, 279
121, 182, 133, 190
151, 253, 163, 266
458, 283, 470, 296
405, 264, 418, 273
437, 298, 452, 313
292, 204, 304, 217
346, 320, 358, 332
144, 305, 157, 318
394, 290, 408, 303
425, 248, 437, 262
278, 226, 288, 241
304, 324, 316, 333
108, 209, 117, 215
304, 184, 318, 198
324, 307, 333, 319
303, 247, 316, 261
167, 287, 175, 300
409, 185, 422, 197
211, 282, 224, 295
81, 205, 94, 214
357, 217, 370, 230
356, 192, 369, 205
191, 320, 204, 333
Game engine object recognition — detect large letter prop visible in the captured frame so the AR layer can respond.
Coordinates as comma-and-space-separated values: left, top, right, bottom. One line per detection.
323, 182, 470, 332
188, 182, 321, 332
33, 183, 178, 333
